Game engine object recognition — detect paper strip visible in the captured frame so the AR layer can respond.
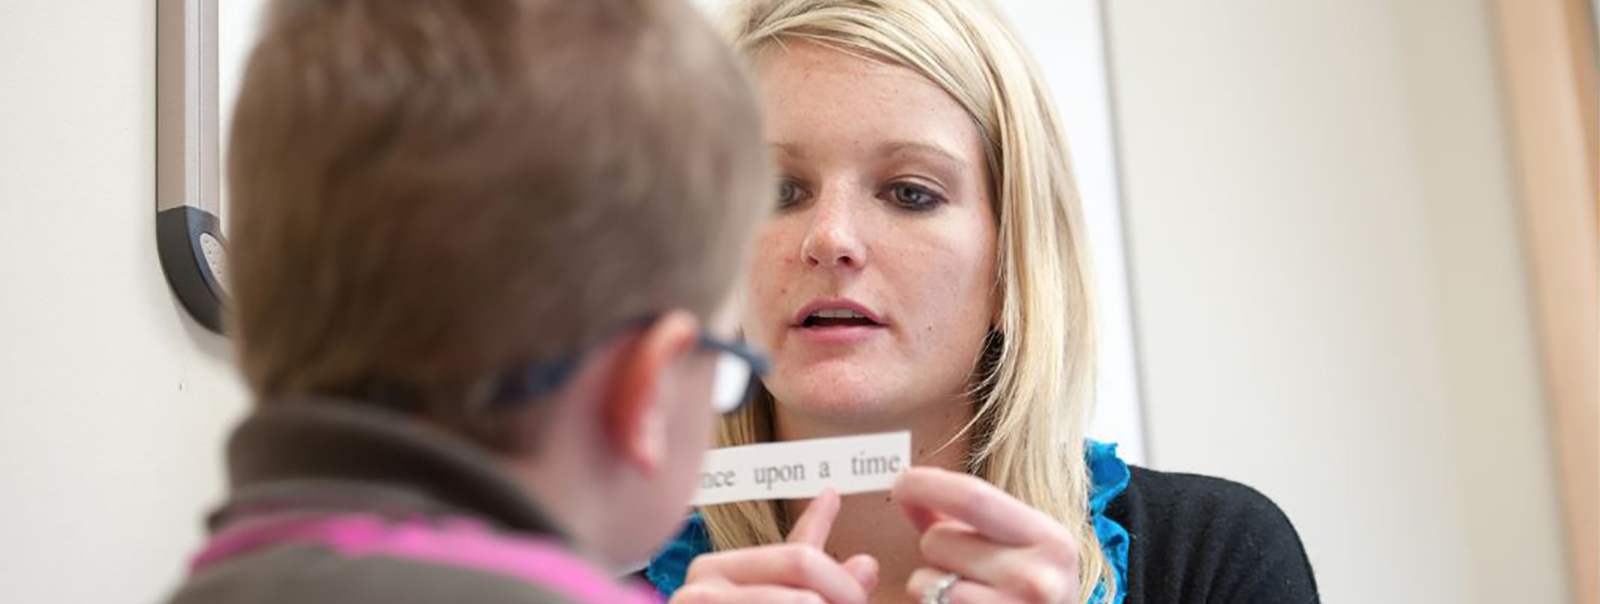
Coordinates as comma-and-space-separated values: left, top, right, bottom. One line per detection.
692, 431, 911, 506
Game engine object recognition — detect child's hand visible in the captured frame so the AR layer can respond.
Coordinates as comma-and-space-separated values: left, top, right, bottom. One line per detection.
670, 489, 879, 604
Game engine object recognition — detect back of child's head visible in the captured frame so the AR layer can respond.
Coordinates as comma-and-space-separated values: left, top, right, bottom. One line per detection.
226, 0, 769, 449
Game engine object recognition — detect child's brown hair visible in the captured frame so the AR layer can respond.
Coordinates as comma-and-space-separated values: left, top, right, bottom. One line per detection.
226, 0, 770, 449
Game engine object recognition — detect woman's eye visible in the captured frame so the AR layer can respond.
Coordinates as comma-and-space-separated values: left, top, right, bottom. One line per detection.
777, 179, 806, 208
886, 182, 944, 211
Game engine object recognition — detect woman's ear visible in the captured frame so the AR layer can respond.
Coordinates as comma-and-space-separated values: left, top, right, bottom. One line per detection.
599, 310, 700, 475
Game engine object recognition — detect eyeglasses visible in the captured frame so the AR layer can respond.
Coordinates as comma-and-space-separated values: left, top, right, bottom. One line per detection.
487, 317, 769, 414
698, 335, 771, 413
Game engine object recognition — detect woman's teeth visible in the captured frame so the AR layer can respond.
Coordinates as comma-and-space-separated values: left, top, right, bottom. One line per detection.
803, 309, 877, 328
811, 309, 869, 319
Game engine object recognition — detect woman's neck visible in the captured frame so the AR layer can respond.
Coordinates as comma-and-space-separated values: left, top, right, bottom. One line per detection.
773, 398, 976, 604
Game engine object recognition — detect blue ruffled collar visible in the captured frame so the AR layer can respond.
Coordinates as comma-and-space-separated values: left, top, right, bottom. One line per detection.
646, 441, 1130, 603
1085, 440, 1130, 604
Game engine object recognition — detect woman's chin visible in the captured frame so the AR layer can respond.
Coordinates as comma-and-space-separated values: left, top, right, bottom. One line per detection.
778, 392, 886, 419
769, 371, 912, 425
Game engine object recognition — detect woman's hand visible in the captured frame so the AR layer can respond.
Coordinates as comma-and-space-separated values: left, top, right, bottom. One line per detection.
670, 489, 879, 604
894, 468, 1082, 604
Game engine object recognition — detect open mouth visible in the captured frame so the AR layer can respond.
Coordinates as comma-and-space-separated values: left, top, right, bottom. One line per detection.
799, 308, 885, 329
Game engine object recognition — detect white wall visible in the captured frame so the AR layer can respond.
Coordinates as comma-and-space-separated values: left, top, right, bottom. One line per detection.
1106, 1, 1571, 603
0, 1, 248, 602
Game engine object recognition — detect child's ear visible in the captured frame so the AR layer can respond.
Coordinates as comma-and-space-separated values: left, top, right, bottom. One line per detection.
599, 310, 700, 474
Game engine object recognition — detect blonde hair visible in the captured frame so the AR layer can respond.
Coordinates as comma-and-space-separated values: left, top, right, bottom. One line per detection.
702, 0, 1112, 601
228, 0, 769, 449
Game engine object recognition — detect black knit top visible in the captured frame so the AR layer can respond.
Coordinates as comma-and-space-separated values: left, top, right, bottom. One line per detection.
1108, 466, 1320, 603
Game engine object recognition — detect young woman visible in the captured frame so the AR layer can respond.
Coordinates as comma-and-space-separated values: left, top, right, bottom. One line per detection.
646, 1, 1320, 603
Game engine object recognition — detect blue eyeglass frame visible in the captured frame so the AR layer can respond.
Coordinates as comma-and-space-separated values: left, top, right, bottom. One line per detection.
486, 317, 770, 413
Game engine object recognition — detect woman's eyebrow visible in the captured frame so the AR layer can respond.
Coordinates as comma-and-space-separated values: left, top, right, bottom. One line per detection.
879, 141, 965, 168
770, 142, 807, 159
768, 140, 968, 171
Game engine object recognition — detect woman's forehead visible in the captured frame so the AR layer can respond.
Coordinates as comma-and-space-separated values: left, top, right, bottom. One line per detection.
757, 43, 983, 166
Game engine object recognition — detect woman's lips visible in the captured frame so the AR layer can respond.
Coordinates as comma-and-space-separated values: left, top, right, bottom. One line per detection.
789, 321, 888, 345
787, 298, 889, 345
791, 298, 886, 327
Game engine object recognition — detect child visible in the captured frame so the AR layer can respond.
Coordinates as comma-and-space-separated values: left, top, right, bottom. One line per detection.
163, 0, 770, 602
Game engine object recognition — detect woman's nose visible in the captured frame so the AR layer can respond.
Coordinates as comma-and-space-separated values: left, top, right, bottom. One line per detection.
800, 190, 868, 270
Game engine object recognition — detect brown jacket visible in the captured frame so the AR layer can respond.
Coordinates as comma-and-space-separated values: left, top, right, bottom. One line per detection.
162, 400, 658, 604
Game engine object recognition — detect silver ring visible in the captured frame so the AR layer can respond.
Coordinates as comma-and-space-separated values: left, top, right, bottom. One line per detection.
920, 572, 961, 604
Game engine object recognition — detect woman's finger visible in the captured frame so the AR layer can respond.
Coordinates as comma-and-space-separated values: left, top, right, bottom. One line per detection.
905, 567, 1018, 604
916, 521, 1014, 587
671, 581, 836, 604
683, 544, 869, 604
841, 553, 880, 594
787, 488, 841, 548
893, 467, 1064, 546
916, 521, 1077, 602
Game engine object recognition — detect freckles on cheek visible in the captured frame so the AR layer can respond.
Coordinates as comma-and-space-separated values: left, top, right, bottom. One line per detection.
757, 240, 799, 296
752, 254, 796, 298
748, 223, 807, 341
745, 261, 794, 345
749, 279, 783, 311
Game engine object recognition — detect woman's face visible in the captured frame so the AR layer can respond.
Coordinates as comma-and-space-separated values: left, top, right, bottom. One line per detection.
744, 43, 998, 425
